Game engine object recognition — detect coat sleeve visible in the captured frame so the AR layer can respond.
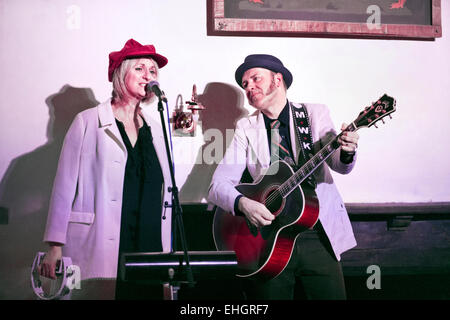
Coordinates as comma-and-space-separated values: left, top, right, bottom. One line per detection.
43, 114, 85, 244
207, 120, 248, 215
314, 104, 357, 175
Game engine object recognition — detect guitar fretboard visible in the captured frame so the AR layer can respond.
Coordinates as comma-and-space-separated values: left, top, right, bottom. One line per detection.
279, 123, 356, 198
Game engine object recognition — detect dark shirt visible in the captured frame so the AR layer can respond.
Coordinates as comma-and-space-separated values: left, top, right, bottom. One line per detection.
116, 118, 164, 253
262, 100, 294, 158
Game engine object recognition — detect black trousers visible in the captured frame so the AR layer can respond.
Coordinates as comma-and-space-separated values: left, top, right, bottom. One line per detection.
242, 226, 347, 300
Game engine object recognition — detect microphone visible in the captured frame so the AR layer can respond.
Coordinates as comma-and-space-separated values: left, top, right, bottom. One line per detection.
146, 81, 167, 102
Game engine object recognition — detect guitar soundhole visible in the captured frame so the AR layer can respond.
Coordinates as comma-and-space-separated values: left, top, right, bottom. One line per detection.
263, 187, 284, 216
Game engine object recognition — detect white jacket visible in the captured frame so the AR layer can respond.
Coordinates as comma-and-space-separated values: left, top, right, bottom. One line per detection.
43, 99, 173, 280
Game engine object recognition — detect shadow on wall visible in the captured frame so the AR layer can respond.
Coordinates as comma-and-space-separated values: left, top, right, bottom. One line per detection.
179, 82, 248, 203
0, 85, 98, 299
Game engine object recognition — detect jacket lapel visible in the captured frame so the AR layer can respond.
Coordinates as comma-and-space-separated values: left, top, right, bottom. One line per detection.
97, 99, 127, 156
246, 111, 271, 167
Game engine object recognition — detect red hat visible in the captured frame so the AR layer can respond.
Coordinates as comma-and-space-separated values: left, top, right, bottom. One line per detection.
108, 39, 168, 82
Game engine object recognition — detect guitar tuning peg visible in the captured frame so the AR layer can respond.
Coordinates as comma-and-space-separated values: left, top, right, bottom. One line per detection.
374, 124, 379, 128
381, 119, 385, 124
389, 115, 393, 119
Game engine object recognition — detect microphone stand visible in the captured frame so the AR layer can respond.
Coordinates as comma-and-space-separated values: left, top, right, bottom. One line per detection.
156, 95, 195, 298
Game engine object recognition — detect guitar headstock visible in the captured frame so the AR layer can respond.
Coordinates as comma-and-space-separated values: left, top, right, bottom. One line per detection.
353, 94, 396, 129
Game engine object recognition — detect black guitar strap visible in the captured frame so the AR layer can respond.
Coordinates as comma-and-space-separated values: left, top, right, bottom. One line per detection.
290, 102, 317, 189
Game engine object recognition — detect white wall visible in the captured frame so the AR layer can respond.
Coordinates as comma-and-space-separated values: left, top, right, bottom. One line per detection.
1, 0, 449, 206
0, 0, 449, 298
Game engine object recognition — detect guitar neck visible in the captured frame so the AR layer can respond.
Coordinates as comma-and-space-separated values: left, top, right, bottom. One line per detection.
279, 122, 357, 198
277, 93, 396, 197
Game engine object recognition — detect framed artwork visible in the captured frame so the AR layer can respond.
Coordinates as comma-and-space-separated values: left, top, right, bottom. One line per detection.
207, 0, 442, 40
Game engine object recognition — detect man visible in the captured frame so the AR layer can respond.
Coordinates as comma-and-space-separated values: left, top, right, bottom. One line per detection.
208, 54, 359, 299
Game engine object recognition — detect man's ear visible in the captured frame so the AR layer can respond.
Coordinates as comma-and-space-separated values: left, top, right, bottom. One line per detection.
275, 73, 284, 87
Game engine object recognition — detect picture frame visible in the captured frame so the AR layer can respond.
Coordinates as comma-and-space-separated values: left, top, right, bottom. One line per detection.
207, 0, 442, 40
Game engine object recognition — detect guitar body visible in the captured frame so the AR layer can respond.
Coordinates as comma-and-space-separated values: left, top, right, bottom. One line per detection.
213, 160, 319, 280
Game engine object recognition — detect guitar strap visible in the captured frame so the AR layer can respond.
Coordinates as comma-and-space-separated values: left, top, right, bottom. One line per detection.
290, 102, 317, 189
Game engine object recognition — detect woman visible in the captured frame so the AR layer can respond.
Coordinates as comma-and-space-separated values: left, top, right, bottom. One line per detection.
39, 39, 173, 299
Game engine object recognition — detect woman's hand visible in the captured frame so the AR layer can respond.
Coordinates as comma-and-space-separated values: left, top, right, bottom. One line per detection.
38, 244, 63, 279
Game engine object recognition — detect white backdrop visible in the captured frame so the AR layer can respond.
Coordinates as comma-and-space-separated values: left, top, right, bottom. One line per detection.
1, 0, 449, 205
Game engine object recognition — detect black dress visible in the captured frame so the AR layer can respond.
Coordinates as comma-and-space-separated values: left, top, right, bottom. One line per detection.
115, 117, 164, 299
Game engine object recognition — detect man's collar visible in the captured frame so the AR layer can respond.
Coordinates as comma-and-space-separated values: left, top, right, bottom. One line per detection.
263, 100, 290, 127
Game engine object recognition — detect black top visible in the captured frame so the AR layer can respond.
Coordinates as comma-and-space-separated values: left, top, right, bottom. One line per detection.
116, 118, 164, 253
262, 100, 294, 158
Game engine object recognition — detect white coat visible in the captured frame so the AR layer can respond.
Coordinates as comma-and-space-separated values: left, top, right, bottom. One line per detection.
208, 102, 357, 260
43, 99, 173, 280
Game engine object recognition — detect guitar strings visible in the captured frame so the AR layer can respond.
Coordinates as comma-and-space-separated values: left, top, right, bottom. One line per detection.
264, 132, 344, 208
